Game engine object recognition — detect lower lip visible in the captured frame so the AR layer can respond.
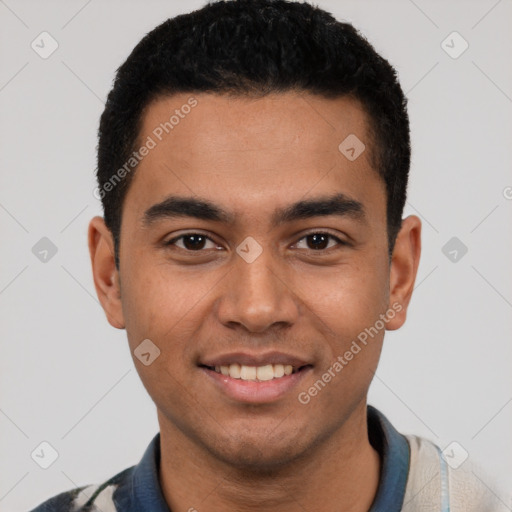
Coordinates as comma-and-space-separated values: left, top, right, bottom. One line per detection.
200, 366, 312, 404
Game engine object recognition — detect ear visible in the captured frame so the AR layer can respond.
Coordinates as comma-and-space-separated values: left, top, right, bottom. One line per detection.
386, 215, 421, 331
88, 216, 125, 329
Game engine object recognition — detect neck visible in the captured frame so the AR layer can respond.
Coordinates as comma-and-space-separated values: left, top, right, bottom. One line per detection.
158, 403, 380, 512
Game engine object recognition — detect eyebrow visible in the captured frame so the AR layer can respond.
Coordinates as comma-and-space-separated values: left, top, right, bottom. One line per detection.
142, 192, 366, 228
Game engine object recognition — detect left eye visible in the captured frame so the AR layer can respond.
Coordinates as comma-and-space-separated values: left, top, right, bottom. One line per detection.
295, 233, 344, 251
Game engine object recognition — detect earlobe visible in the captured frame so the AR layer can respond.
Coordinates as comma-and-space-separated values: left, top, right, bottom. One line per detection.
386, 215, 422, 331
88, 216, 126, 329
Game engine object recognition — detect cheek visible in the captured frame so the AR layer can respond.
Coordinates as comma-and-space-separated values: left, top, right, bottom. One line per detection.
299, 259, 389, 339
119, 257, 224, 397
293, 256, 389, 402
298, 275, 386, 418
119, 264, 202, 410
121, 256, 211, 341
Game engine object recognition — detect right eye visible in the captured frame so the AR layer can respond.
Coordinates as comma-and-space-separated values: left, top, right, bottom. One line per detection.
164, 233, 220, 252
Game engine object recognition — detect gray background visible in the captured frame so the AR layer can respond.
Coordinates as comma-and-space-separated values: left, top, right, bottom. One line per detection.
1, 0, 511, 510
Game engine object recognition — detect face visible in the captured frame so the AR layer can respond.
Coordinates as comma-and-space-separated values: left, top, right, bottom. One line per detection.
89, 92, 420, 470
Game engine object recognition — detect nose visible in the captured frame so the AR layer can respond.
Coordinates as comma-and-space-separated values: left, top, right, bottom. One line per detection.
214, 249, 300, 334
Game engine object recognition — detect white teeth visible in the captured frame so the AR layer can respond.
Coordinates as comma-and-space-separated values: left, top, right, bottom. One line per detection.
240, 365, 257, 380
211, 363, 300, 381
256, 364, 274, 381
273, 364, 285, 378
229, 363, 241, 378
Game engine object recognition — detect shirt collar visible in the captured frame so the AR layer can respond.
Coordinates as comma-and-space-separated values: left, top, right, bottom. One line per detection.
113, 433, 170, 512
119, 405, 409, 511
367, 405, 410, 511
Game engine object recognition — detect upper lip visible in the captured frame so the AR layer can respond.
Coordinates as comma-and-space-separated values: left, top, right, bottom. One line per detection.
200, 351, 311, 368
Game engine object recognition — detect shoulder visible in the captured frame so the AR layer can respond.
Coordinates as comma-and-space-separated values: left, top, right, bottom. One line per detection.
29, 466, 133, 512
403, 434, 510, 512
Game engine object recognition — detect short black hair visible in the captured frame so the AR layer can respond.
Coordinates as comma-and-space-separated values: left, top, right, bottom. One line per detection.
97, 0, 410, 267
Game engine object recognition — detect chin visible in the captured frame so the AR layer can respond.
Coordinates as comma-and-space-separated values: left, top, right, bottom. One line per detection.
204, 427, 314, 474
217, 446, 303, 474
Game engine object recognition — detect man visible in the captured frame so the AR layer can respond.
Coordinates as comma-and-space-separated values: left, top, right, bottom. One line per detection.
30, 0, 506, 510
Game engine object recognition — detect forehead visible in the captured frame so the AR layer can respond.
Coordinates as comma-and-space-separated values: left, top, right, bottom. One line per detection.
125, 91, 384, 221
141, 91, 371, 162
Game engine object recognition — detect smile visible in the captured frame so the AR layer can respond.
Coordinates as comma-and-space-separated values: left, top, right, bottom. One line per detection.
204, 363, 300, 381
200, 363, 313, 403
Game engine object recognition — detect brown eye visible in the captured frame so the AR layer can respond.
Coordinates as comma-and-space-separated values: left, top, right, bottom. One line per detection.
296, 233, 344, 251
166, 234, 217, 251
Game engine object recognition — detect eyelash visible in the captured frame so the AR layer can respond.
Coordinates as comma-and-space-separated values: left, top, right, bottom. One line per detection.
164, 231, 347, 253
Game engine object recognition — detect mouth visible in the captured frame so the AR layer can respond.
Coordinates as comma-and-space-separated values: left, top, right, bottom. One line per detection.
200, 363, 308, 382
198, 355, 313, 403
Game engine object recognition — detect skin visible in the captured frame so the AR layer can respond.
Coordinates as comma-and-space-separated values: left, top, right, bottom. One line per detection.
89, 91, 421, 512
